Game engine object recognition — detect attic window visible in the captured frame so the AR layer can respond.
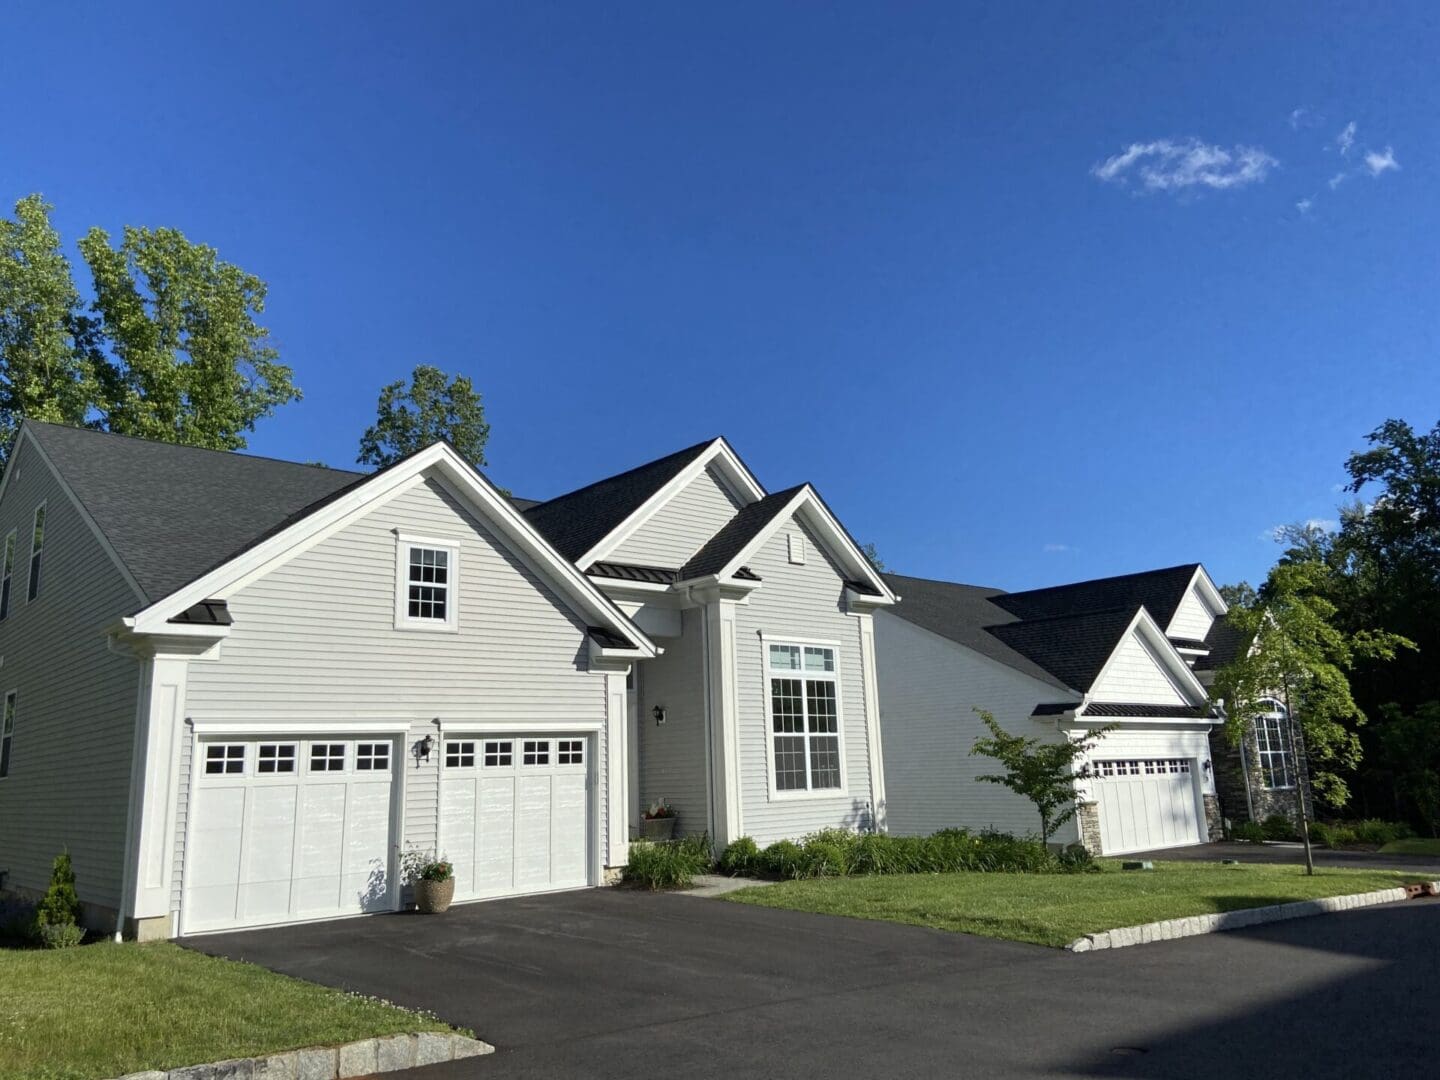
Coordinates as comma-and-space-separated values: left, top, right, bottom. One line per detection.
787, 533, 806, 565
0, 529, 14, 621
26, 504, 45, 603
394, 535, 459, 631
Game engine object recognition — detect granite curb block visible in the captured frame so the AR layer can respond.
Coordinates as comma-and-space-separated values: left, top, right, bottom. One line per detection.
1066, 880, 1440, 952
110, 1033, 494, 1080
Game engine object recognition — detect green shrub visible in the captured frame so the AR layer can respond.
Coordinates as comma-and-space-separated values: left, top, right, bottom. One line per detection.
1056, 844, 1098, 873
38, 921, 84, 949
1353, 819, 1414, 846
624, 834, 712, 890
1262, 815, 1298, 842
35, 850, 81, 931
717, 837, 760, 877
1230, 821, 1266, 842
757, 839, 807, 879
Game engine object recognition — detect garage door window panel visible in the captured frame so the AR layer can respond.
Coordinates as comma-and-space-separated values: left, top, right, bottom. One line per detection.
257, 744, 296, 774
356, 743, 390, 771
483, 740, 513, 767
205, 744, 246, 775
446, 741, 476, 768
310, 743, 346, 772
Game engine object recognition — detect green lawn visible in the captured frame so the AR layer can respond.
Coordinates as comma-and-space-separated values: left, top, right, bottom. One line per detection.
0, 942, 456, 1080
1379, 837, 1440, 857
724, 862, 1416, 947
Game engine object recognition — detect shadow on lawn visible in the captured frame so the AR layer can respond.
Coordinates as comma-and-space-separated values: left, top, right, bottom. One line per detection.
1066, 900, 1440, 1079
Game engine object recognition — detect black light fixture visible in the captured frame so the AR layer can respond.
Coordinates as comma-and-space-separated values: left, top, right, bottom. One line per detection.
1203, 759, 1213, 775
652, 705, 667, 726
415, 734, 434, 762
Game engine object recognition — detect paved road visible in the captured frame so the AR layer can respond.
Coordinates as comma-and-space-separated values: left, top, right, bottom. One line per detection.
1128, 839, 1440, 876
191, 889, 1440, 1079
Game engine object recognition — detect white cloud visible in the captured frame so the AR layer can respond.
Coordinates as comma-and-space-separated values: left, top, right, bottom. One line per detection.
1365, 146, 1399, 177
1296, 197, 1314, 214
1288, 108, 1309, 130
1091, 138, 1278, 193
1336, 121, 1357, 157
1042, 543, 1076, 554
1328, 171, 1349, 190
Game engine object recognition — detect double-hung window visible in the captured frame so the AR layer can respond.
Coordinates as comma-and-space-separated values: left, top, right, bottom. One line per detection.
395, 535, 459, 631
1254, 699, 1295, 789
26, 505, 45, 603
767, 642, 842, 794
0, 691, 14, 778
0, 530, 14, 620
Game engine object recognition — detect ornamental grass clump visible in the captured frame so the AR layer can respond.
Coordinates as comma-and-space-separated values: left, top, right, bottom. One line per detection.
624, 834, 713, 890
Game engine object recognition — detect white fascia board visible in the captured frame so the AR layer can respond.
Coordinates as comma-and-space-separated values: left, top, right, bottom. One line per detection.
1105, 609, 1210, 706
579, 438, 768, 568
706, 486, 897, 603
128, 443, 657, 657
7, 426, 147, 604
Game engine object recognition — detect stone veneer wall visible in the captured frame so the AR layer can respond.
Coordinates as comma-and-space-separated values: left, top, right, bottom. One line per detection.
1207, 719, 1314, 831
1076, 802, 1102, 854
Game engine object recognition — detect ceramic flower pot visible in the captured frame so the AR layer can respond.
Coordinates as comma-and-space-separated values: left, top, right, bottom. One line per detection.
414, 877, 455, 913
640, 816, 677, 840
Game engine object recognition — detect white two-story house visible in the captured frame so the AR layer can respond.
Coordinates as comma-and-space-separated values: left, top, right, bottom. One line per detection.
0, 422, 893, 938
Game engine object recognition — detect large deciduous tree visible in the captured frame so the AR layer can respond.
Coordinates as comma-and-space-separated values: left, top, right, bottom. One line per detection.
0, 194, 300, 465
357, 364, 492, 470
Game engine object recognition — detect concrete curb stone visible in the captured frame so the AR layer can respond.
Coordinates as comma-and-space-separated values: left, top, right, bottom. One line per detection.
110, 1033, 494, 1080
1066, 882, 1434, 952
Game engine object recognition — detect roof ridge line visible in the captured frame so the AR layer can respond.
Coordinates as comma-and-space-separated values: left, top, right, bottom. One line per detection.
524, 437, 722, 510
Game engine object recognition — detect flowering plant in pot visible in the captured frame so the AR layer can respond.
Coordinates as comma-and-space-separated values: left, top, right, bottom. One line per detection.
640, 799, 677, 840
401, 849, 455, 914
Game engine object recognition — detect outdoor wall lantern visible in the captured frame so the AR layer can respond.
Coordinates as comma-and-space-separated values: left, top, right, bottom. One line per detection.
1203, 759, 1213, 775
415, 734, 434, 763
652, 705, 667, 726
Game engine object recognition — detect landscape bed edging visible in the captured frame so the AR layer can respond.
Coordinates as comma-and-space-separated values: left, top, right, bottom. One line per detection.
109, 1032, 494, 1080
1066, 880, 1440, 952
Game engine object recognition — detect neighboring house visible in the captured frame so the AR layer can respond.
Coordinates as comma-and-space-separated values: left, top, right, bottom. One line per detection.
877, 565, 1238, 855
0, 423, 892, 938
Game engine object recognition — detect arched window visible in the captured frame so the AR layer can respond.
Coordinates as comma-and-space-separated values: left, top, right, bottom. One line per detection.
1254, 699, 1294, 789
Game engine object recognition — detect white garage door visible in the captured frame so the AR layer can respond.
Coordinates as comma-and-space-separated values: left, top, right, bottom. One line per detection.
1092, 758, 1201, 855
185, 737, 398, 933
440, 735, 590, 901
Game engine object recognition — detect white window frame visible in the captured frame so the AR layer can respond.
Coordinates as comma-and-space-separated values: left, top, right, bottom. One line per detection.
0, 690, 15, 779
0, 528, 15, 622
26, 502, 46, 604
394, 532, 460, 632
763, 637, 847, 800
1254, 699, 1296, 790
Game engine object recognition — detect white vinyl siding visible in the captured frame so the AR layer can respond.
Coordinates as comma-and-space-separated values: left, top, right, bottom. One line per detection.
608, 466, 743, 568
0, 439, 141, 912
734, 519, 874, 843
636, 607, 708, 834
875, 611, 1079, 840
177, 475, 612, 914
1088, 631, 1189, 705
1167, 585, 1218, 642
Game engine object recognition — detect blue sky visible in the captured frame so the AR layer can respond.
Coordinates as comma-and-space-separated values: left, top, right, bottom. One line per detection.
5, 3, 1437, 590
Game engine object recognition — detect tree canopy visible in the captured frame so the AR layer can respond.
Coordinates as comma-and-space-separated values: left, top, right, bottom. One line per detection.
0, 194, 300, 462
357, 363, 492, 470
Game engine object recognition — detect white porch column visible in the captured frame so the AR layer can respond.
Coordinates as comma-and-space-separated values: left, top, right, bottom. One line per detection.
695, 586, 749, 846
855, 611, 888, 833
604, 668, 630, 868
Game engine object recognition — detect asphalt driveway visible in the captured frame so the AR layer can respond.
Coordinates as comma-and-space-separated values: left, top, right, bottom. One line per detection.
1129, 839, 1440, 876
190, 887, 1440, 1079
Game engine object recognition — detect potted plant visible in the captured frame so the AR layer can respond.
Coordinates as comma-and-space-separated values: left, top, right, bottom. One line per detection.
640, 799, 677, 840
402, 850, 455, 914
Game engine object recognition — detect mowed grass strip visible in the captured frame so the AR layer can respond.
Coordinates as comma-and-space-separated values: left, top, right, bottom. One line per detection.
0, 941, 456, 1080
724, 861, 1415, 947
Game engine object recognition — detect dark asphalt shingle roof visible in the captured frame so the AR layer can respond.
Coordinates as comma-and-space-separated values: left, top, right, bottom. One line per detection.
986, 608, 1140, 694
992, 564, 1201, 629
678, 485, 805, 581
1194, 614, 1251, 671
881, 574, 1077, 692
521, 439, 717, 564
25, 421, 367, 608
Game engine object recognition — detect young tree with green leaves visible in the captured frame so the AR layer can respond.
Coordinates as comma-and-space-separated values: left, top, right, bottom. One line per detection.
357, 364, 492, 470
0, 194, 300, 465
970, 709, 1115, 847
1213, 557, 1414, 873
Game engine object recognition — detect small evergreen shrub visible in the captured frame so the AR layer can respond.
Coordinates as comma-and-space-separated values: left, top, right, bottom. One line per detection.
750, 828, 1057, 879
38, 921, 85, 949
717, 837, 760, 877
1230, 821, 1266, 842
757, 839, 807, 879
1353, 819, 1414, 846
1262, 815, 1298, 842
624, 834, 713, 890
1056, 844, 1098, 873
35, 850, 82, 932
